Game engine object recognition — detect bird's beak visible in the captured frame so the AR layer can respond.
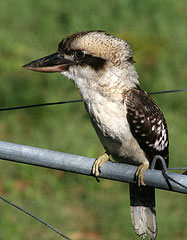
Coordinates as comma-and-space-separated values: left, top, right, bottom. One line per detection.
22, 52, 73, 73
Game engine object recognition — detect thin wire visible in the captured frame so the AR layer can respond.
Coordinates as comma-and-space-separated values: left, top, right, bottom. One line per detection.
162, 171, 187, 190
168, 167, 187, 170
0, 100, 83, 111
150, 155, 187, 190
0, 194, 72, 240
0, 88, 186, 112
149, 88, 187, 95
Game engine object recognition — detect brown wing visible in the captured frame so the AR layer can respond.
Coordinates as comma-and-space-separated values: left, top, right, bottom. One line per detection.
126, 88, 169, 169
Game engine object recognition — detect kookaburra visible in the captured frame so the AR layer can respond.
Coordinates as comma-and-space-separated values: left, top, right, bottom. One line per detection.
23, 30, 169, 239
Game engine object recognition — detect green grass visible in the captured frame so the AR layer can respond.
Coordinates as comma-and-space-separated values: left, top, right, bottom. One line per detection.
0, 0, 186, 239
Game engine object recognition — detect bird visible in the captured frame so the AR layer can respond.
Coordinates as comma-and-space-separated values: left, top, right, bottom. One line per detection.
23, 30, 169, 239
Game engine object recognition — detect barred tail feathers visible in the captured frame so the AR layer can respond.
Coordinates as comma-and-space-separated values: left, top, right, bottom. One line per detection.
129, 183, 157, 239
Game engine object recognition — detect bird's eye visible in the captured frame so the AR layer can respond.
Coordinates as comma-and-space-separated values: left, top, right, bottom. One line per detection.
74, 50, 85, 59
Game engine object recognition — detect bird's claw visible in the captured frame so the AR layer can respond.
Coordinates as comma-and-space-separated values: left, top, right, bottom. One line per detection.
136, 164, 149, 186
92, 152, 110, 179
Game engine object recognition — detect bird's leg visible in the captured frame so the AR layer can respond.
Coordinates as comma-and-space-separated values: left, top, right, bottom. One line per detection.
92, 152, 110, 177
136, 163, 149, 186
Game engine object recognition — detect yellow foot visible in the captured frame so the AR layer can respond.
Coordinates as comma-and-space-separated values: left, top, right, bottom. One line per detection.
136, 164, 149, 186
92, 152, 110, 177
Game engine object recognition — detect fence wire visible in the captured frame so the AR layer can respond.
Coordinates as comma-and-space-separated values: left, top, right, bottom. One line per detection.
0, 140, 186, 239
0, 194, 71, 240
0, 88, 186, 112
0, 140, 186, 194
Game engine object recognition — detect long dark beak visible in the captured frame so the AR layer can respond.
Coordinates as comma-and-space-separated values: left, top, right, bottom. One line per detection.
22, 52, 73, 73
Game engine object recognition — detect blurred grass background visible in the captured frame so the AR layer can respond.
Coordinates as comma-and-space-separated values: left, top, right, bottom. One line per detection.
0, 0, 186, 239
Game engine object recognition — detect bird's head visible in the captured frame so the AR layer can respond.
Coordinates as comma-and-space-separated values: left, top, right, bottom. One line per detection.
23, 31, 139, 98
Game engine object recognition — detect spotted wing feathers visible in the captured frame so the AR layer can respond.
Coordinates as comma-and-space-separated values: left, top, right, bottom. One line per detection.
126, 88, 169, 168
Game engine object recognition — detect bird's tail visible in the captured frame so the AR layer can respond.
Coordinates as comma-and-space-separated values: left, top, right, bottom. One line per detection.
129, 183, 157, 239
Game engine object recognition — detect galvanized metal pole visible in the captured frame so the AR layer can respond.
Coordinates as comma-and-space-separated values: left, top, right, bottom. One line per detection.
0, 140, 186, 194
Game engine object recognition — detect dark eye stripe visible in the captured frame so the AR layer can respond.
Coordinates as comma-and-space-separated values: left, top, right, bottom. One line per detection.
79, 54, 106, 71
58, 39, 106, 71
